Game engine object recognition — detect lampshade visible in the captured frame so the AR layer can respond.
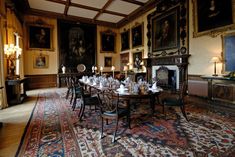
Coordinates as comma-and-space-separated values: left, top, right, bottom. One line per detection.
111, 66, 115, 71
210, 56, 221, 63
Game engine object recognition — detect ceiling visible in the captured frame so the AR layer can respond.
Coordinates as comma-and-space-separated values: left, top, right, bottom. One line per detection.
11, 0, 157, 28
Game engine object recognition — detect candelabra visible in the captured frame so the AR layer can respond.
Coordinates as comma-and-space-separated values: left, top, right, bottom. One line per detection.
4, 44, 22, 79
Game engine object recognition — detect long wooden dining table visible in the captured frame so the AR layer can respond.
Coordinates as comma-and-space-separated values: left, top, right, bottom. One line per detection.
79, 79, 162, 115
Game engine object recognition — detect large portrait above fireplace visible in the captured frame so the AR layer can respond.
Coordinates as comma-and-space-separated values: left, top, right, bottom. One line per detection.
58, 20, 96, 72
152, 7, 179, 52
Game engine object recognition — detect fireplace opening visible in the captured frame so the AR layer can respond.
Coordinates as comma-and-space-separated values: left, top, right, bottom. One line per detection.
152, 65, 179, 90
157, 69, 176, 89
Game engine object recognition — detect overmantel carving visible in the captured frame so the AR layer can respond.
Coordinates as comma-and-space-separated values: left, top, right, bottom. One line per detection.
147, 0, 188, 58
150, 54, 190, 67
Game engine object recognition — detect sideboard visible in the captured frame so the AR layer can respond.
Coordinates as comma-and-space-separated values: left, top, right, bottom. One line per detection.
201, 75, 235, 104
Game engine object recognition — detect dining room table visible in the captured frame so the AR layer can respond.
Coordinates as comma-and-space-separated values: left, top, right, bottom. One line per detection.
79, 75, 163, 115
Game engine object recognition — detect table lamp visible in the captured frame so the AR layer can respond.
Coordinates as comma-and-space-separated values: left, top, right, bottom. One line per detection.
210, 56, 221, 76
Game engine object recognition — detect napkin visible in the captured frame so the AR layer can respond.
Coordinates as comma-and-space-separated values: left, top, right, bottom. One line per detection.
99, 82, 103, 88
152, 82, 157, 90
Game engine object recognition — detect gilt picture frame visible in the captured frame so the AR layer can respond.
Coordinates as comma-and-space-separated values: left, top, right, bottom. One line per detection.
101, 31, 116, 53
193, 0, 234, 37
222, 32, 235, 73
131, 23, 143, 48
120, 52, 129, 71
152, 7, 179, 52
121, 30, 130, 51
27, 23, 53, 51
104, 57, 112, 67
33, 54, 49, 69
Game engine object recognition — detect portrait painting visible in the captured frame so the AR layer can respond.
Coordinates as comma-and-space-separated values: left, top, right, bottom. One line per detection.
193, 0, 233, 37
27, 24, 53, 50
222, 33, 235, 72
121, 30, 130, 51
131, 24, 143, 48
152, 8, 179, 52
104, 57, 112, 67
58, 20, 96, 72
101, 31, 115, 53
33, 54, 49, 68
133, 51, 142, 69
120, 53, 129, 71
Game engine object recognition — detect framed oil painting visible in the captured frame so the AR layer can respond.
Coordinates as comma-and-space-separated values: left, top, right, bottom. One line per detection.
193, 0, 233, 37
33, 54, 49, 68
101, 31, 115, 53
104, 57, 112, 67
27, 24, 53, 51
133, 51, 142, 69
131, 23, 143, 48
152, 7, 179, 52
120, 53, 129, 71
121, 30, 130, 51
222, 33, 235, 73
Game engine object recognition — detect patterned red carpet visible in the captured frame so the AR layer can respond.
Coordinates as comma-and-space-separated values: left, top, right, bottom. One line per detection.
16, 89, 235, 157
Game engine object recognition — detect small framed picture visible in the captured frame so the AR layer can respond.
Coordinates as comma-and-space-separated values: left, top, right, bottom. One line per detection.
101, 31, 116, 53
27, 23, 54, 51
104, 57, 112, 67
33, 54, 49, 68
131, 23, 143, 48
133, 51, 142, 69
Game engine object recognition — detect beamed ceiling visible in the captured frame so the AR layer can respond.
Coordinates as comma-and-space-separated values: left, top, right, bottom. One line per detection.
11, 0, 157, 28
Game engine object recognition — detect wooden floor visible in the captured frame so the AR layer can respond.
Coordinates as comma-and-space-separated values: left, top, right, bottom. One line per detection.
0, 88, 56, 157
0, 88, 234, 157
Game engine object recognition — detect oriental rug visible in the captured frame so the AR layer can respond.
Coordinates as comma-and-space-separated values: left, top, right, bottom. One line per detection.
16, 89, 235, 157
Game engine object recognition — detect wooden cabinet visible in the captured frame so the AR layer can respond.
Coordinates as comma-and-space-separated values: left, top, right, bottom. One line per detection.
202, 76, 235, 104
5, 78, 28, 105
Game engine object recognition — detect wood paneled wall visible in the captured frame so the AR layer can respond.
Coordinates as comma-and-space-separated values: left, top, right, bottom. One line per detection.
25, 74, 57, 89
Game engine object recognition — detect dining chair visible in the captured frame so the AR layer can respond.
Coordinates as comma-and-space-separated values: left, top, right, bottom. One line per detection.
162, 81, 188, 121
78, 85, 99, 121
97, 89, 131, 143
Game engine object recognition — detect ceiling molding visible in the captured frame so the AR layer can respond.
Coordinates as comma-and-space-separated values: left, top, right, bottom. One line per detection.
117, 0, 156, 27
11, 0, 158, 28
26, 8, 118, 28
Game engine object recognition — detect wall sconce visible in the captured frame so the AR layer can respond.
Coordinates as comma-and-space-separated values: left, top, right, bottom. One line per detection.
210, 56, 221, 76
4, 44, 22, 79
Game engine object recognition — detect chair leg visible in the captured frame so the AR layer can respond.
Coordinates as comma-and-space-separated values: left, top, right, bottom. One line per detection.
180, 105, 188, 121
101, 117, 105, 139
66, 88, 70, 99
70, 91, 74, 104
112, 118, 119, 143
72, 96, 77, 111
79, 103, 85, 121
77, 102, 83, 119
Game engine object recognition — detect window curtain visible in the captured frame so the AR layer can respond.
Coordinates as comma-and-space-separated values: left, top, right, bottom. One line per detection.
0, 17, 8, 109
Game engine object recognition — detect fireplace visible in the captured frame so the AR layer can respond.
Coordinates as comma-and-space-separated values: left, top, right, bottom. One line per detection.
144, 54, 190, 91
152, 65, 179, 90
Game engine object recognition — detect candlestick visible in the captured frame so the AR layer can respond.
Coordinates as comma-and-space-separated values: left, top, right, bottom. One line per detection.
100, 66, 103, 75
94, 66, 97, 74
111, 66, 115, 78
